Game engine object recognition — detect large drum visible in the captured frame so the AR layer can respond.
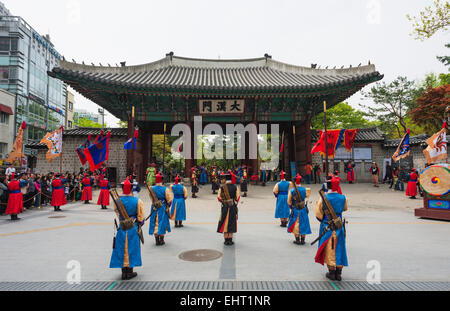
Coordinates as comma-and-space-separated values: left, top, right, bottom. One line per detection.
415, 164, 450, 220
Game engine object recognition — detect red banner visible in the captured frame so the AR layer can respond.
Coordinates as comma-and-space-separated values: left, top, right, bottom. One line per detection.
343, 129, 359, 152
311, 130, 342, 158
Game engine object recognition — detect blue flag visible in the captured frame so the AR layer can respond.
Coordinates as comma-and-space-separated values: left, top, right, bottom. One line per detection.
392, 130, 411, 162
84, 132, 110, 172
124, 138, 136, 150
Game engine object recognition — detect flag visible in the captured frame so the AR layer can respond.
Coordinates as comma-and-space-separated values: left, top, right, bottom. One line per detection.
5, 121, 26, 163
311, 130, 342, 158
392, 130, 411, 162
124, 130, 139, 150
423, 123, 447, 164
280, 131, 285, 153
84, 131, 111, 172
343, 129, 359, 152
76, 134, 92, 165
335, 129, 346, 152
40, 126, 63, 163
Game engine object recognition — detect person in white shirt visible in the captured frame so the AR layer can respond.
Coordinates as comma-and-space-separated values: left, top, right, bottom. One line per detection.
6, 165, 16, 177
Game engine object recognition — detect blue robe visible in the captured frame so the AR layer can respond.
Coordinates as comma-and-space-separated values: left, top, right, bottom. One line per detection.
315, 193, 348, 267
171, 184, 186, 221
110, 196, 142, 268
149, 186, 171, 235
200, 168, 208, 184
275, 180, 291, 218
287, 187, 312, 235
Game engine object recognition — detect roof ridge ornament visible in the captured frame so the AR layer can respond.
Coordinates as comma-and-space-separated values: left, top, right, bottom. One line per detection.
166, 52, 174, 62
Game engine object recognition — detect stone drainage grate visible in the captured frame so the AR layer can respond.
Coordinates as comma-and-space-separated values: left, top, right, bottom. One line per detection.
0, 281, 449, 291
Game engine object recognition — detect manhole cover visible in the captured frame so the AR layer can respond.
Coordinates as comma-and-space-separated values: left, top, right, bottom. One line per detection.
48, 216, 66, 219
179, 249, 223, 262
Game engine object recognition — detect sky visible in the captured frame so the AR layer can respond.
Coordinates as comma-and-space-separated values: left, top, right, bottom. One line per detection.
4, 0, 449, 127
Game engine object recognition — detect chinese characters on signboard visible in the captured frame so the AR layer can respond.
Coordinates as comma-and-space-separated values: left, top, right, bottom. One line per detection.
199, 99, 245, 115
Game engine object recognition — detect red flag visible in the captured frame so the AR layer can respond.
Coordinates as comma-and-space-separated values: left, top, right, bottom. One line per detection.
343, 129, 359, 152
311, 130, 342, 158
280, 131, 285, 153
134, 130, 139, 139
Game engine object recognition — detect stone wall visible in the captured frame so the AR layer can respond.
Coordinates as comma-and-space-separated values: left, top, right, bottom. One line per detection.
34, 136, 128, 182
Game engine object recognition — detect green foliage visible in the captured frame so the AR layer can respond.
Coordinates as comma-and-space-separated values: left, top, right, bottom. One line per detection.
437, 43, 450, 68
312, 102, 376, 130
361, 76, 416, 138
407, 0, 450, 41
118, 120, 128, 128
75, 118, 105, 128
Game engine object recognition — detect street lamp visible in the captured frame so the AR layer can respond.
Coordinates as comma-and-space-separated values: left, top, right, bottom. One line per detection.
98, 108, 105, 129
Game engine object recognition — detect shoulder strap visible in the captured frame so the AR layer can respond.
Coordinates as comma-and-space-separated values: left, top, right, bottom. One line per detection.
110, 189, 130, 220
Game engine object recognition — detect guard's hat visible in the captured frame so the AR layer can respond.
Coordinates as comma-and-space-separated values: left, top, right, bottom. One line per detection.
174, 175, 181, 184
10, 173, 15, 180
123, 177, 132, 195
155, 172, 163, 184
295, 174, 302, 184
280, 171, 286, 180
331, 177, 341, 192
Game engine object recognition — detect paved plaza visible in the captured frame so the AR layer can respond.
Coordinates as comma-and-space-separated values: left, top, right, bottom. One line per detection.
1, 182, 449, 285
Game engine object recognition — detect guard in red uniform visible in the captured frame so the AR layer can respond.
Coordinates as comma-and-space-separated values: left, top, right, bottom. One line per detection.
406, 169, 418, 199
333, 170, 343, 195
5, 173, 24, 221
97, 175, 111, 209
51, 173, 67, 212
81, 174, 93, 204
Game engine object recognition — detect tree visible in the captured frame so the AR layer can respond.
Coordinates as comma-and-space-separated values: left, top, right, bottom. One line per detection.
118, 120, 128, 128
407, 0, 450, 41
311, 102, 376, 130
410, 84, 450, 134
75, 118, 104, 128
437, 43, 450, 68
361, 77, 416, 138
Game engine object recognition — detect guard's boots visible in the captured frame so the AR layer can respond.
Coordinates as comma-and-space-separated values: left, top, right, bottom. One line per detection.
300, 237, 306, 245
54, 207, 57, 212
160, 236, 166, 246
280, 221, 287, 228
155, 236, 161, 246
326, 269, 336, 281
121, 268, 128, 280
293, 237, 301, 245
179, 221, 184, 228
174, 221, 179, 228
243, 193, 247, 197
126, 268, 138, 280
85, 200, 89, 204
11, 214, 20, 221
335, 268, 343, 281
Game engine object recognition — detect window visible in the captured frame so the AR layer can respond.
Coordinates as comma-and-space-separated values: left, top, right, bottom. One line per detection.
68, 120, 73, 128
0, 37, 9, 51
68, 101, 73, 111
0, 142, 7, 155
0, 112, 8, 124
10, 38, 18, 51
0, 66, 8, 80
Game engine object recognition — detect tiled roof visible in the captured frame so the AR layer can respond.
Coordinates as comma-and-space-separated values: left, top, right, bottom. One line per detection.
50, 55, 383, 92
311, 127, 385, 142
383, 133, 430, 148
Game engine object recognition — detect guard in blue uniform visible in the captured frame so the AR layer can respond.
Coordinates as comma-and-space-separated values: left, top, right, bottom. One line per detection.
148, 173, 173, 246
314, 177, 348, 281
110, 178, 145, 280
287, 174, 312, 245
170, 175, 188, 228
273, 171, 293, 227
200, 166, 208, 185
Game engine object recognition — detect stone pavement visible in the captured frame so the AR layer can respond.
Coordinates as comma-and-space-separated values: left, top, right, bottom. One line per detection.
0, 182, 449, 284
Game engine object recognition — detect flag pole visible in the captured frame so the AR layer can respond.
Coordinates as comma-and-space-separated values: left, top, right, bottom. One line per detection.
131, 106, 136, 176
324, 101, 329, 176
162, 123, 167, 178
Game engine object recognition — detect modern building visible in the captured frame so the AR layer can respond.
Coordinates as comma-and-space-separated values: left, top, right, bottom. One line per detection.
73, 109, 102, 125
65, 89, 75, 129
0, 2, 66, 161
0, 88, 15, 162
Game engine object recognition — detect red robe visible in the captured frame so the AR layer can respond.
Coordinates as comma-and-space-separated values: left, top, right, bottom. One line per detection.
346, 164, 355, 182
5, 180, 23, 215
97, 179, 110, 206
406, 172, 418, 197
81, 177, 92, 201
51, 179, 67, 207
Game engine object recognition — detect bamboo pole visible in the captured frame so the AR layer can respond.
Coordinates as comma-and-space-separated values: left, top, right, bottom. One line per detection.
324, 101, 329, 175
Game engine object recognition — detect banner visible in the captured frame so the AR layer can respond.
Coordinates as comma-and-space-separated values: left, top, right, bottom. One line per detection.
40, 126, 63, 163
124, 130, 139, 150
83, 131, 111, 172
423, 124, 447, 164
392, 130, 411, 162
343, 129, 359, 152
5, 121, 26, 163
311, 130, 342, 158
76, 134, 92, 165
